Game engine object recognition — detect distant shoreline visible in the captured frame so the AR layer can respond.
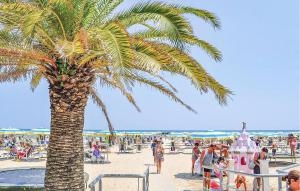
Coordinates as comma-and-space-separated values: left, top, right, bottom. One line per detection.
0, 128, 299, 139
0, 128, 299, 131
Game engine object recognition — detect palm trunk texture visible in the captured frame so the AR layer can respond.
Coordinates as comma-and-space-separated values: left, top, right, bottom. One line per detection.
45, 66, 94, 191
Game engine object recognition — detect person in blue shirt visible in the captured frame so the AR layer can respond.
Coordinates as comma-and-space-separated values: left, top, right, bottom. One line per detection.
151, 139, 157, 163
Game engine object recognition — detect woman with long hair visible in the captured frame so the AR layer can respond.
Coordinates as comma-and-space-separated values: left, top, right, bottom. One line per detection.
253, 147, 268, 190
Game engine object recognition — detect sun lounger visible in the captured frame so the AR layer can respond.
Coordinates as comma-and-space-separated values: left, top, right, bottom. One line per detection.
269, 153, 300, 164
85, 151, 110, 164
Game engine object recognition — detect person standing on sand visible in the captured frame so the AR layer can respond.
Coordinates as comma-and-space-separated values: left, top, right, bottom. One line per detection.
191, 143, 200, 175
151, 139, 157, 163
289, 136, 297, 156
253, 147, 268, 191
155, 140, 164, 174
200, 144, 215, 190
271, 140, 277, 157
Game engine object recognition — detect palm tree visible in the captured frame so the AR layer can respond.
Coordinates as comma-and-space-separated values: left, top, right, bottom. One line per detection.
0, 0, 231, 190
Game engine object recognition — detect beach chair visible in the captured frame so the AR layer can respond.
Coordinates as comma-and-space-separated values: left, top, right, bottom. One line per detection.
84, 151, 92, 161
90, 148, 106, 163
125, 145, 136, 153
18, 146, 33, 160
9, 147, 18, 159
91, 154, 106, 163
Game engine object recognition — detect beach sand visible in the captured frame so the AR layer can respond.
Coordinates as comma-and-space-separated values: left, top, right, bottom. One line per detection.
0, 145, 299, 191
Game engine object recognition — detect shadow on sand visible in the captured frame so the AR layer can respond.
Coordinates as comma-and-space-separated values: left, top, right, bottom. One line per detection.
174, 173, 204, 180
269, 161, 295, 167
84, 161, 111, 164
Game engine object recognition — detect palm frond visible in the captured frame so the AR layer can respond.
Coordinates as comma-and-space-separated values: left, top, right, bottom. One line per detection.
180, 33, 222, 61
89, 87, 114, 135
96, 0, 124, 24
112, 2, 192, 48
88, 22, 133, 71
133, 31, 222, 61
30, 71, 43, 91
99, 75, 141, 112
156, 75, 177, 93
157, 44, 231, 104
130, 40, 230, 104
0, 67, 34, 83
0, 48, 55, 67
178, 7, 221, 29
125, 73, 196, 113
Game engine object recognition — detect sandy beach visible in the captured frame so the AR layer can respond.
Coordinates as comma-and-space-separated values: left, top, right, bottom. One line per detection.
0, 141, 299, 191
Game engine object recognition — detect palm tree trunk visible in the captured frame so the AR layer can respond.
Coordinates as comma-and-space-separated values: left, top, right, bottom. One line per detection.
45, 79, 90, 190
45, 109, 85, 190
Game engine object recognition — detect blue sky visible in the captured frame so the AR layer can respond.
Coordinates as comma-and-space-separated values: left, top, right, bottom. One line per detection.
0, 0, 299, 131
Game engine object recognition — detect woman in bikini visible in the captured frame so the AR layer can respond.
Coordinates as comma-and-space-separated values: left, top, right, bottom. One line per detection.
289, 136, 297, 156
155, 141, 164, 174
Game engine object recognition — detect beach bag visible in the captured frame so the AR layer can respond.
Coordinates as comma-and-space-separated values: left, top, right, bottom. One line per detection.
241, 157, 246, 165
248, 153, 257, 170
194, 158, 201, 174
248, 159, 255, 170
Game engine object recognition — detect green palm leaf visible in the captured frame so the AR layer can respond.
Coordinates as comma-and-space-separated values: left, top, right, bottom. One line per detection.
124, 73, 197, 113
89, 87, 114, 135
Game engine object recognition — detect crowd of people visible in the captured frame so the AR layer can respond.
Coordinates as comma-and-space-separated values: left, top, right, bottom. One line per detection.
0, 133, 299, 190
147, 134, 299, 190
188, 134, 300, 191
0, 135, 36, 160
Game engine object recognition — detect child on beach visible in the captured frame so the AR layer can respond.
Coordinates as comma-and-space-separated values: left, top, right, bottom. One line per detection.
214, 157, 228, 177
235, 174, 247, 190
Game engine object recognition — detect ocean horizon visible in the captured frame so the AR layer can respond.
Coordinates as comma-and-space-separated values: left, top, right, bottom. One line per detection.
0, 128, 299, 138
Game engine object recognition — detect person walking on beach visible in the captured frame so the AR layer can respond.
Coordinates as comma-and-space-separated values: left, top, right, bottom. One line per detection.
289, 135, 297, 156
155, 140, 164, 174
253, 147, 268, 191
200, 144, 215, 190
191, 142, 200, 175
286, 170, 300, 191
151, 139, 157, 163
271, 140, 277, 157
